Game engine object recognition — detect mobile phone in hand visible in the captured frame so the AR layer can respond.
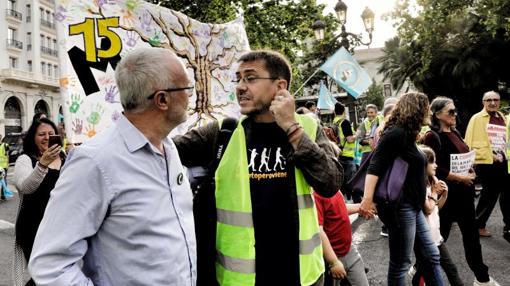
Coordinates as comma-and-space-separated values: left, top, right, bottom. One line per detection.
48, 135, 62, 147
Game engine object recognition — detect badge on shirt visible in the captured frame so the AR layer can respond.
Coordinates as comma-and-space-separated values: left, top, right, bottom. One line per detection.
177, 173, 184, 185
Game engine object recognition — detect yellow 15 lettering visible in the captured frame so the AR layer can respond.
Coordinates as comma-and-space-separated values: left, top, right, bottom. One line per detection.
69, 17, 122, 62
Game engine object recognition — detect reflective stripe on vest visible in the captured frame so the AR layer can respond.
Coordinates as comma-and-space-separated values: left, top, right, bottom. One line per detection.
215, 114, 324, 286
0, 143, 8, 168
333, 116, 355, 158
360, 116, 381, 153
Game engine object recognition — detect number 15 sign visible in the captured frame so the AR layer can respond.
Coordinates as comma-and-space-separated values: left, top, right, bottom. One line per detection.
57, 0, 250, 143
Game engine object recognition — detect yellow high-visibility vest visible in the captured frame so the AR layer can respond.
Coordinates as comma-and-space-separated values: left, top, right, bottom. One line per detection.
359, 115, 383, 153
333, 116, 355, 158
215, 114, 324, 285
0, 143, 9, 169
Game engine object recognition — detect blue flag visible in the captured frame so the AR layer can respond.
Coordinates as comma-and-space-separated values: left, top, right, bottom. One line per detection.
317, 81, 337, 111
320, 47, 372, 98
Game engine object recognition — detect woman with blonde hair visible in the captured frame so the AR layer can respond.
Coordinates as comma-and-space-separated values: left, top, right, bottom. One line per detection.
359, 92, 444, 285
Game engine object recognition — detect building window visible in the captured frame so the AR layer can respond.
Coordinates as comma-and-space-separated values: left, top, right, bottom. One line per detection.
28, 60, 32, 72
54, 65, 59, 78
53, 39, 57, 50
46, 36, 51, 47
46, 10, 51, 22
48, 64, 52, 77
40, 34, 45, 47
27, 32, 32, 51
9, 57, 18, 69
26, 4, 31, 22
41, 62, 46, 75
7, 0, 16, 11
39, 8, 44, 19
8, 28, 16, 40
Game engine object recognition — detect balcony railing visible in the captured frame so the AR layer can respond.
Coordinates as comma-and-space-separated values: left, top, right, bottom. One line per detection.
6, 39, 23, 50
1, 68, 58, 87
6, 9, 22, 21
40, 18, 55, 29
40, 0, 56, 5
1, 68, 33, 81
41, 46, 58, 57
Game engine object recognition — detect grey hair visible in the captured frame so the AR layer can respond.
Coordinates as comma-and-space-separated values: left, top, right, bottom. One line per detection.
115, 48, 179, 112
430, 96, 454, 132
383, 97, 398, 108
482, 90, 500, 101
382, 103, 395, 117
365, 103, 378, 112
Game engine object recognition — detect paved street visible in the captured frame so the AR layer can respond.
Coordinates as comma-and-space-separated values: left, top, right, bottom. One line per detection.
352, 203, 510, 285
1, 175, 509, 285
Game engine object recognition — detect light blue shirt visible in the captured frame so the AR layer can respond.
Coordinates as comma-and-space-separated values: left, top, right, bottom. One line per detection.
28, 115, 196, 286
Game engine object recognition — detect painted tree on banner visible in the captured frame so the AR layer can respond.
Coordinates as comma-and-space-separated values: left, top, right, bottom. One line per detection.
57, 0, 249, 143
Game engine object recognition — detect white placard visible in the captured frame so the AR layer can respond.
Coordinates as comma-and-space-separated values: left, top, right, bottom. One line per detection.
450, 150, 476, 175
487, 124, 507, 153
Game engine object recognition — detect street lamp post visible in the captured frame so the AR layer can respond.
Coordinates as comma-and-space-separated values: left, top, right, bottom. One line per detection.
309, 0, 375, 121
312, 0, 375, 51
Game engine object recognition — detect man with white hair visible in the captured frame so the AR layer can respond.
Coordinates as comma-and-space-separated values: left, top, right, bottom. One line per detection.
465, 90, 509, 244
29, 48, 197, 285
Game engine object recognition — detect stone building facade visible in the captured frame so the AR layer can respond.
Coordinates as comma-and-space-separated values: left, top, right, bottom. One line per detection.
1, 0, 61, 137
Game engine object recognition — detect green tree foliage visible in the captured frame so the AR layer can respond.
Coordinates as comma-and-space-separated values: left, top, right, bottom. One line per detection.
379, 0, 510, 131
363, 81, 384, 110
151, 0, 324, 91
377, 36, 421, 94
297, 15, 342, 92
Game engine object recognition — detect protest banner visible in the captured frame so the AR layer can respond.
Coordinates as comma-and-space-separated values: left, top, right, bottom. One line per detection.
450, 150, 476, 175
55, 0, 250, 143
487, 124, 507, 153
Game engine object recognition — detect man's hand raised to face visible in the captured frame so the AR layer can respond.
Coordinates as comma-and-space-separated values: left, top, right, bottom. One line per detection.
270, 90, 297, 132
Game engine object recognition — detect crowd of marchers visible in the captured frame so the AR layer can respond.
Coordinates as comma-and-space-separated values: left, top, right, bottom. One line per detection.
4, 47, 508, 286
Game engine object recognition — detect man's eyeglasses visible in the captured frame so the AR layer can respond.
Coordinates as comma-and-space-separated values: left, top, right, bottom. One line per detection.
483, 98, 500, 103
446, 108, 457, 116
232, 76, 277, 85
147, 86, 194, 99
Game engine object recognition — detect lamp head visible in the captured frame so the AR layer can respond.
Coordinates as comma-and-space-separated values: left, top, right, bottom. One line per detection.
312, 19, 326, 41
334, 0, 348, 25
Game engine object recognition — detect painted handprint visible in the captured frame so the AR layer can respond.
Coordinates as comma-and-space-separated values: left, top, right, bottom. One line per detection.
87, 103, 105, 125
68, 94, 83, 114
125, 0, 139, 12
72, 118, 84, 135
104, 86, 119, 103
111, 110, 121, 122
148, 29, 161, 46
94, 0, 109, 9
85, 124, 97, 138
55, 5, 67, 22
126, 31, 138, 47
140, 11, 152, 32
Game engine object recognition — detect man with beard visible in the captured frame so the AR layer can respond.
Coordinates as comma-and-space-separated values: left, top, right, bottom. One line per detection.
175, 50, 342, 285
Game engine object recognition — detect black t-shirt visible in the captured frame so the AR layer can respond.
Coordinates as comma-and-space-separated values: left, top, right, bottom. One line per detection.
247, 121, 300, 285
368, 126, 427, 208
